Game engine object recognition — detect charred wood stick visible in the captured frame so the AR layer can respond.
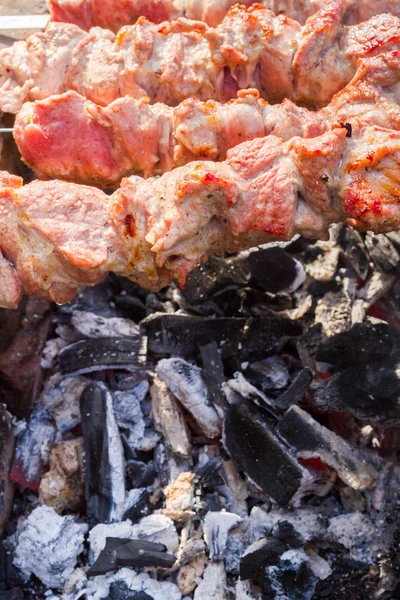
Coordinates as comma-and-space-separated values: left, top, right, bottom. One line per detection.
0, 118, 398, 310
1, 2, 400, 114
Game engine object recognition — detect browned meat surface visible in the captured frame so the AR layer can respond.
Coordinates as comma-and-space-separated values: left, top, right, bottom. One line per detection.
1, 97, 400, 308
48, 0, 400, 31
1, 2, 400, 112
13, 52, 400, 186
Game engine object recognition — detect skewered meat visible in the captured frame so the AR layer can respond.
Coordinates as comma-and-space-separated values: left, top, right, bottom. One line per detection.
1, 2, 400, 113
0, 111, 399, 309
48, 0, 400, 31
13, 52, 400, 186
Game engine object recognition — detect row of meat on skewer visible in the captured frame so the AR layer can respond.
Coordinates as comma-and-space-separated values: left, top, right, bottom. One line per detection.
0, 0, 400, 309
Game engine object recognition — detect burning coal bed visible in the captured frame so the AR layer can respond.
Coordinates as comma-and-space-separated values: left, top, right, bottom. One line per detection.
1, 226, 400, 600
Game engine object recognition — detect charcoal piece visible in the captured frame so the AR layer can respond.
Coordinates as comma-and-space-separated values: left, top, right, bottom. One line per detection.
151, 377, 192, 459
365, 233, 400, 274
246, 247, 305, 293
250, 506, 327, 546
0, 407, 14, 536
195, 457, 224, 489
311, 357, 400, 424
303, 241, 340, 282
126, 460, 154, 489
11, 407, 55, 491
274, 368, 314, 411
0, 299, 52, 419
0, 589, 23, 600
87, 537, 176, 576
203, 511, 242, 560
277, 406, 378, 490
314, 291, 352, 338
109, 581, 154, 600
80, 382, 125, 525
193, 562, 227, 600
39, 374, 88, 433
316, 323, 400, 370
223, 402, 304, 505
200, 342, 226, 409
142, 314, 301, 359
60, 337, 146, 375
182, 255, 249, 304
0, 540, 24, 590
156, 358, 222, 439
246, 356, 290, 392
240, 540, 318, 599
327, 513, 378, 564
71, 310, 139, 338
275, 521, 305, 548
332, 224, 369, 279
13, 505, 88, 589
122, 488, 150, 522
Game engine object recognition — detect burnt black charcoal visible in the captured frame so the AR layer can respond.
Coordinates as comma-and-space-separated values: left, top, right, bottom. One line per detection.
200, 342, 226, 408
276, 521, 305, 548
332, 225, 370, 279
60, 337, 146, 375
126, 460, 155, 489
195, 457, 224, 489
240, 539, 317, 600
115, 295, 147, 322
80, 382, 125, 525
87, 538, 176, 576
109, 581, 154, 600
0, 541, 23, 590
0, 589, 23, 600
224, 402, 304, 504
365, 234, 400, 274
274, 368, 314, 411
182, 255, 249, 304
316, 323, 400, 371
246, 356, 290, 392
246, 247, 304, 293
277, 406, 377, 490
0, 407, 14, 536
122, 489, 150, 522
312, 357, 400, 424
143, 314, 301, 359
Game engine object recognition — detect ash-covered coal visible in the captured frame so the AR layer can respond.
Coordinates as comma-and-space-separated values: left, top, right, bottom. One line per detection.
1, 227, 400, 600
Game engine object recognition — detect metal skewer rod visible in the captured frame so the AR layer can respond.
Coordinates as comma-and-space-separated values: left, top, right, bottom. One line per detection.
0, 129, 14, 134
0, 15, 50, 30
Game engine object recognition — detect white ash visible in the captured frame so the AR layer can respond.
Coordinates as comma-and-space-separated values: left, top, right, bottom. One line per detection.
248, 356, 290, 390
204, 511, 243, 560
224, 519, 251, 574
40, 375, 88, 433
265, 548, 313, 600
112, 386, 147, 450
13, 506, 88, 589
71, 310, 140, 338
249, 506, 327, 545
64, 568, 182, 600
89, 514, 179, 561
193, 561, 227, 600
114, 487, 147, 521
327, 512, 379, 564
156, 358, 222, 439
305, 548, 332, 581
151, 376, 192, 460
225, 373, 273, 409
235, 579, 260, 599
41, 337, 69, 369
103, 384, 126, 522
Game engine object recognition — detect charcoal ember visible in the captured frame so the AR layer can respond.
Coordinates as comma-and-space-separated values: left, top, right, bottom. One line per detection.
327, 513, 378, 564
11, 407, 55, 491
316, 322, 399, 371
109, 581, 154, 600
200, 342, 226, 409
314, 291, 352, 338
246, 356, 290, 392
39, 375, 88, 433
303, 241, 340, 282
71, 310, 140, 338
203, 511, 242, 560
274, 368, 314, 411
0, 407, 14, 536
332, 224, 369, 279
311, 357, 400, 424
364, 233, 400, 274
249, 506, 327, 546
89, 515, 179, 561
163, 472, 195, 521
0, 299, 52, 418
113, 385, 160, 453
156, 358, 222, 439
80, 382, 125, 525
87, 538, 176, 576
126, 460, 155, 489
142, 314, 301, 359
39, 439, 84, 514
83, 568, 181, 599
0, 589, 23, 600
245, 247, 305, 293
240, 540, 314, 597
13, 505, 88, 589
225, 373, 277, 416
193, 561, 226, 600
151, 377, 192, 460
357, 269, 396, 309
121, 488, 150, 522
296, 324, 324, 369
60, 336, 146, 375
277, 406, 378, 490
224, 520, 250, 574
223, 401, 305, 505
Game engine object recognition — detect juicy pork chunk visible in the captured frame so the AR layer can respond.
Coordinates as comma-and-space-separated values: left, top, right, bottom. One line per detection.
13, 52, 400, 186
48, 0, 400, 30
2, 2, 400, 112
0, 114, 399, 309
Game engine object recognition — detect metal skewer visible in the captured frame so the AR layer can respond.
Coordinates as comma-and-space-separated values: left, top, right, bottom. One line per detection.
0, 129, 14, 134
